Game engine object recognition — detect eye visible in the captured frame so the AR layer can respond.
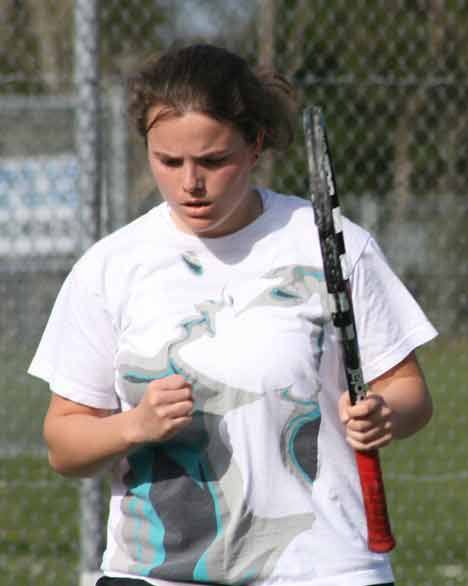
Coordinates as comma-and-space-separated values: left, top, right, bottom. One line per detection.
199, 156, 229, 168
157, 156, 183, 168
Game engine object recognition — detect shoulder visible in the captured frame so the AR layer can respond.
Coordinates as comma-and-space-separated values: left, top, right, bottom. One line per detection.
341, 216, 373, 273
261, 189, 314, 233
264, 189, 311, 214
83, 203, 166, 261
70, 203, 168, 297
263, 189, 372, 262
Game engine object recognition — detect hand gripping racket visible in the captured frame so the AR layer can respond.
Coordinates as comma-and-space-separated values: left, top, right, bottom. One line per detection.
303, 105, 395, 553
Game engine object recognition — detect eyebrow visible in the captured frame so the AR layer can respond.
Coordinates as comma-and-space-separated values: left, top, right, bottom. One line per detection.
152, 149, 231, 160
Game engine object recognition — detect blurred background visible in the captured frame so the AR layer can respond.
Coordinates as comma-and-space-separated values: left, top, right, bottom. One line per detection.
0, 1, 467, 585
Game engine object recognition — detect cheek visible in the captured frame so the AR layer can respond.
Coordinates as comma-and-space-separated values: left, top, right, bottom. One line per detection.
214, 164, 251, 192
149, 163, 174, 195
148, 158, 159, 183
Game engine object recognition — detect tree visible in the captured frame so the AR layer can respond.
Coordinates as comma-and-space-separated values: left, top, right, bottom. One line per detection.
26, 0, 73, 93
271, 0, 468, 202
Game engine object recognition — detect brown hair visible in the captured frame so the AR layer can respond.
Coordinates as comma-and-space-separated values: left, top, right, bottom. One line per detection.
128, 43, 297, 151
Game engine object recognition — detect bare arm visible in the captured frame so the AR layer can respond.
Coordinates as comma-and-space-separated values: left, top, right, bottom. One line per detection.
43, 375, 194, 478
338, 351, 433, 451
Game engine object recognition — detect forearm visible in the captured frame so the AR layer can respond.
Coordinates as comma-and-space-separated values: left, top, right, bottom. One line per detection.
369, 353, 433, 440
370, 384, 432, 439
44, 410, 138, 478
43, 377, 193, 478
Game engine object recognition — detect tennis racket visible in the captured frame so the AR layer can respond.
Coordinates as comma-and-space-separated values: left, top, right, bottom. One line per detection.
303, 105, 395, 554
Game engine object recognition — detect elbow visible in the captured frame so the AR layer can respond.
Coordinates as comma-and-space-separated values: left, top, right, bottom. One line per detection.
46, 449, 99, 478
416, 380, 434, 432
47, 451, 68, 477
399, 389, 434, 439
42, 396, 111, 478
46, 449, 80, 478
420, 391, 434, 429
43, 425, 74, 477
391, 387, 434, 441
43, 428, 95, 478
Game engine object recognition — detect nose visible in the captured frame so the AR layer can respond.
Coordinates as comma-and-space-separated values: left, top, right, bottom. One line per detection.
182, 162, 205, 195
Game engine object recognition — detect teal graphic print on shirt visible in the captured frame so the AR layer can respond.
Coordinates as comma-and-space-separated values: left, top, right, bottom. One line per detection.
118, 265, 326, 583
181, 251, 204, 275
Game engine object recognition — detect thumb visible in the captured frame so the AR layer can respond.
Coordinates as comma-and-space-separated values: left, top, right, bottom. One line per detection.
338, 391, 352, 424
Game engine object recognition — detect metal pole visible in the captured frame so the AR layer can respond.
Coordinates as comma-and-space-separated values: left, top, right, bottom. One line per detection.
74, 1, 105, 585
108, 79, 129, 232
75, 0, 101, 249
257, 0, 276, 187
258, 0, 275, 69
79, 476, 107, 586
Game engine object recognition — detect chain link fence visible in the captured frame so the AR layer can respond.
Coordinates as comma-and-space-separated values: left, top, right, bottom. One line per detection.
1, 1, 466, 585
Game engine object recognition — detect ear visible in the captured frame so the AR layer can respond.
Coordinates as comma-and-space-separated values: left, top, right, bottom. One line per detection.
251, 129, 265, 165
254, 129, 265, 156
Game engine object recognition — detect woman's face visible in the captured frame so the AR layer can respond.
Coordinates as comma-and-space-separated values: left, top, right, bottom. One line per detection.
146, 106, 262, 238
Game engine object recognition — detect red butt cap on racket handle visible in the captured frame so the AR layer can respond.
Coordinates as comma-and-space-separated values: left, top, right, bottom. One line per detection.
355, 450, 396, 553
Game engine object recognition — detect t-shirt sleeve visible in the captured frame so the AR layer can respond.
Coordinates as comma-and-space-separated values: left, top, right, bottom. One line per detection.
350, 234, 438, 382
28, 261, 120, 410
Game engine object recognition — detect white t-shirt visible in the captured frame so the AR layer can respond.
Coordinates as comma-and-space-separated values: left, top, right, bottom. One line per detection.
29, 189, 437, 586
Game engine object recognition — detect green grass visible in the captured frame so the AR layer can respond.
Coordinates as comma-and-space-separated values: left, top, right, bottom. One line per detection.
1, 346, 49, 454
1, 336, 467, 585
0, 455, 80, 586
0, 347, 80, 585
383, 336, 468, 584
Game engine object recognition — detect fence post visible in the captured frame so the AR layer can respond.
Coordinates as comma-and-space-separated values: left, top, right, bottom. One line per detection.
108, 79, 129, 232
74, 1, 105, 585
256, 0, 276, 187
75, 0, 102, 249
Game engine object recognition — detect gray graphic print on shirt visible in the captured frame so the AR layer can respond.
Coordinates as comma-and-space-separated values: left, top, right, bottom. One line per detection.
117, 265, 326, 583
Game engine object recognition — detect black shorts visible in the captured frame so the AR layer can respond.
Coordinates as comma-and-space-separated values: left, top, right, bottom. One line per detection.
96, 578, 395, 586
96, 576, 149, 586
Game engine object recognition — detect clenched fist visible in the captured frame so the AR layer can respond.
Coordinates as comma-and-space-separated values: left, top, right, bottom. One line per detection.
126, 374, 194, 445
338, 392, 393, 451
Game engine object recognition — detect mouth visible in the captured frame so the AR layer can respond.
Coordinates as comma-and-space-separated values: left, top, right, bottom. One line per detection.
183, 200, 211, 207
181, 200, 214, 218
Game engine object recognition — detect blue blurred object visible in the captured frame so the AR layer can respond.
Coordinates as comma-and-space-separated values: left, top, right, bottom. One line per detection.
0, 154, 80, 258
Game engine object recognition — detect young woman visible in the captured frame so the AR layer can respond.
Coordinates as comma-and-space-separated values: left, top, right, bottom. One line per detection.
29, 43, 436, 586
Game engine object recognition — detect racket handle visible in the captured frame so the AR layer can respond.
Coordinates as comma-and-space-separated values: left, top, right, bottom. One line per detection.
355, 450, 396, 553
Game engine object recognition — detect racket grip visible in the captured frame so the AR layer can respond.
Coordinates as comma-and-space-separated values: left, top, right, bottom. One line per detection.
355, 450, 396, 553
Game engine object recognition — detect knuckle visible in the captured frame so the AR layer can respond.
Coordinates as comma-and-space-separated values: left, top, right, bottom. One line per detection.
148, 378, 163, 390
156, 405, 169, 419
169, 374, 186, 386
149, 393, 163, 407
356, 420, 368, 432
362, 402, 373, 416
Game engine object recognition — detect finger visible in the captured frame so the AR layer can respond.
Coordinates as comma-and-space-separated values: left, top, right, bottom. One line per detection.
163, 399, 194, 419
348, 395, 385, 419
165, 374, 191, 388
165, 415, 194, 435
153, 395, 194, 417
338, 392, 352, 423
148, 385, 193, 406
347, 420, 393, 447
347, 431, 393, 452
347, 417, 375, 433
350, 408, 393, 432
148, 374, 190, 391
